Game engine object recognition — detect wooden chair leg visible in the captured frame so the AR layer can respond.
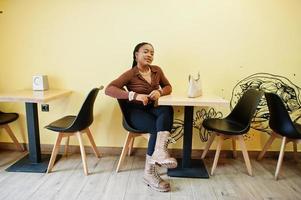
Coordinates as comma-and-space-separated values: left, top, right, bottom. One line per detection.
257, 134, 276, 160
85, 128, 101, 158
128, 137, 135, 156
237, 135, 252, 176
232, 138, 237, 159
47, 133, 63, 173
3, 125, 24, 151
201, 133, 216, 159
116, 132, 133, 172
64, 136, 70, 157
293, 142, 298, 161
275, 137, 287, 180
76, 132, 88, 176
211, 135, 223, 176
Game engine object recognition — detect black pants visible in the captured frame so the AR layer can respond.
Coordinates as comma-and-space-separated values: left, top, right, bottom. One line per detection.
127, 103, 174, 156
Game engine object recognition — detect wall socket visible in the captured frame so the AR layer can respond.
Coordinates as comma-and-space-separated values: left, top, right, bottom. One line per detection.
41, 104, 49, 112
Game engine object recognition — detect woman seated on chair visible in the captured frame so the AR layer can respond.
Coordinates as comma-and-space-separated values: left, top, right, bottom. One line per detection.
105, 42, 177, 192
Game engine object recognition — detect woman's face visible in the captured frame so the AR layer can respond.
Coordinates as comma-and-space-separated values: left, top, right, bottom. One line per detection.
135, 44, 154, 66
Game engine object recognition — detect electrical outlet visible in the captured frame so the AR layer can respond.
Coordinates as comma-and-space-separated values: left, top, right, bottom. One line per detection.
41, 104, 49, 112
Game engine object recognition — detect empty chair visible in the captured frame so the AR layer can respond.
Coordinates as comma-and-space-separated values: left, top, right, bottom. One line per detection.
201, 89, 263, 176
116, 99, 149, 172
0, 111, 23, 151
45, 87, 102, 175
257, 92, 301, 180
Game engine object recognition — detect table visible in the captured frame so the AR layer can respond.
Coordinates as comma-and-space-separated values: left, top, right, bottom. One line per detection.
158, 94, 228, 178
0, 89, 72, 173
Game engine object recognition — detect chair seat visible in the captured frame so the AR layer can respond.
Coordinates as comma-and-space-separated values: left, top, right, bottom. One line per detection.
0, 112, 19, 125
45, 115, 76, 132
203, 118, 249, 135
272, 122, 301, 139
122, 118, 146, 133
285, 122, 301, 139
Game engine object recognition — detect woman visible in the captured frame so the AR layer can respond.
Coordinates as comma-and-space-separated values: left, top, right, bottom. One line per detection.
105, 42, 177, 192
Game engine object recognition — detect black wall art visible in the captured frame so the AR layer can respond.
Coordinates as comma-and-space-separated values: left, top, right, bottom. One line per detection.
170, 73, 301, 143
231, 73, 301, 135
193, 108, 223, 142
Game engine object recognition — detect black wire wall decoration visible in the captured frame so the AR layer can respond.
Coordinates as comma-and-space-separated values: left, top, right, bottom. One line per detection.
170, 72, 301, 143
170, 119, 184, 142
193, 108, 223, 142
170, 108, 223, 143
231, 73, 301, 136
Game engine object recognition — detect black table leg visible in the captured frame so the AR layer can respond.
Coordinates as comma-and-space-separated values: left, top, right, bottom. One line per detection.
167, 106, 209, 178
182, 106, 193, 168
6, 102, 59, 173
26, 102, 41, 163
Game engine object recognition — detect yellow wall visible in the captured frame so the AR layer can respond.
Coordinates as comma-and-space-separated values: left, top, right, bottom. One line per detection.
1, 0, 301, 151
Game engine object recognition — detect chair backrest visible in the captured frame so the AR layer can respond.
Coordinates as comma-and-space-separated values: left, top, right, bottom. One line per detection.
265, 92, 298, 137
117, 99, 145, 133
227, 89, 263, 127
68, 86, 102, 131
117, 99, 129, 120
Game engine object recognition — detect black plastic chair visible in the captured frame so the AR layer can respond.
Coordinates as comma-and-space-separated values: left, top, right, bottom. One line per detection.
45, 87, 103, 175
201, 89, 263, 176
115, 99, 149, 172
257, 92, 301, 180
0, 111, 23, 151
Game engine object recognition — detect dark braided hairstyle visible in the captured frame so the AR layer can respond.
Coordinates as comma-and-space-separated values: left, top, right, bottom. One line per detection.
132, 42, 153, 68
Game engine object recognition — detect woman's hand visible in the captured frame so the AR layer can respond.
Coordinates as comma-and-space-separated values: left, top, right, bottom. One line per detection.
148, 90, 161, 101
136, 94, 149, 106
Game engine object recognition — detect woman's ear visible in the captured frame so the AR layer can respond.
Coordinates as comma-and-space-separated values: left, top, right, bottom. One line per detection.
135, 52, 139, 60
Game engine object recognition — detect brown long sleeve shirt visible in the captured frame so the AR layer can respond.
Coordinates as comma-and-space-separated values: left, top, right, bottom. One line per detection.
105, 65, 172, 99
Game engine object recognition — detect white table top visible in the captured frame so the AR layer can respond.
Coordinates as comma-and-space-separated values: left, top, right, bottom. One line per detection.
158, 94, 229, 107
0, 89, 72, 103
